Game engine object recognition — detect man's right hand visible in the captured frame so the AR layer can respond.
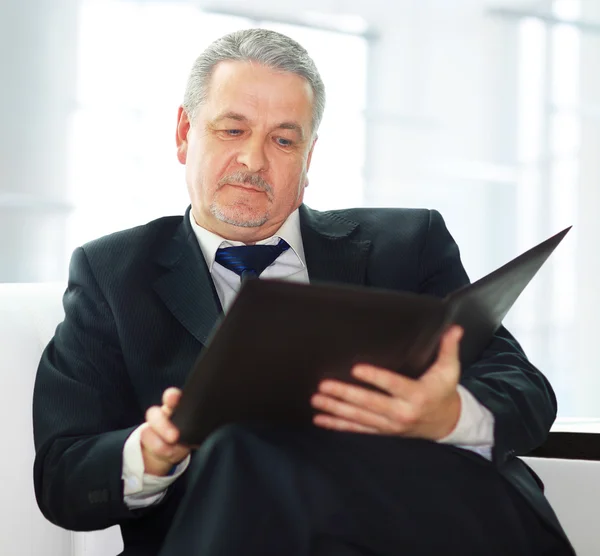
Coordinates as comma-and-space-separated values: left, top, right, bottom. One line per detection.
140, 387, 191, 477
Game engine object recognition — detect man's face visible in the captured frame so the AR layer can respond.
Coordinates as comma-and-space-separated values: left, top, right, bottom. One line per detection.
176, 60, 317, 242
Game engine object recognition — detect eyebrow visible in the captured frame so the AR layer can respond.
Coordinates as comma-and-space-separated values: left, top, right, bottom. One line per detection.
212, 111, 306, 141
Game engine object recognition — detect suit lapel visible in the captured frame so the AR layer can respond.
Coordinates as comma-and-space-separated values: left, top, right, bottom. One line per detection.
299, 205, 371, 286
152, 208, 222, 346
152, 205, 370, 345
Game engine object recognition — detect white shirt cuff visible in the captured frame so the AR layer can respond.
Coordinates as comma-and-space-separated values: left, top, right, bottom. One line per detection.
437, 385, 495, 460
122, 425, 191, 509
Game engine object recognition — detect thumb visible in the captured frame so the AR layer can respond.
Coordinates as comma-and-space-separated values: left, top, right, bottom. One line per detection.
435, 325, 463, 370
162, 387, 182, 412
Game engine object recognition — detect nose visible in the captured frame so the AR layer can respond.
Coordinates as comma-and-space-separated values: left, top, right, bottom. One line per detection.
236, 136, 268, 173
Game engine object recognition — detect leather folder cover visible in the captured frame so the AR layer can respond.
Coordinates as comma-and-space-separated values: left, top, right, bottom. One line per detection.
171, 227, 570, 445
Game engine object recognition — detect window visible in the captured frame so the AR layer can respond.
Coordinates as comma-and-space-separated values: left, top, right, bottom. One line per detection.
510, 0, 581, 415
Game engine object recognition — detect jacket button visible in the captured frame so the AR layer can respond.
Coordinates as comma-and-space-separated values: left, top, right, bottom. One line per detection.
88, 489, 109, 504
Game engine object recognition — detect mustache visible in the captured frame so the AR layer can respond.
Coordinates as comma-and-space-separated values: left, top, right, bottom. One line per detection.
218, 171, 273, 197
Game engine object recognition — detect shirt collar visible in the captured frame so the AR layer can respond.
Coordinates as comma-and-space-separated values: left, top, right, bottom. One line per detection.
189, 208, 306, 271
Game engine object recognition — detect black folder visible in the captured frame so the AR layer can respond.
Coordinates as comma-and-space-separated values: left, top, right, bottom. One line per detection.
171, 227, 571, 445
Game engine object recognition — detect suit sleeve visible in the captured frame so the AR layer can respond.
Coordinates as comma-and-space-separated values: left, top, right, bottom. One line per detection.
33, 247, 148, 530
418, 210, 557, 465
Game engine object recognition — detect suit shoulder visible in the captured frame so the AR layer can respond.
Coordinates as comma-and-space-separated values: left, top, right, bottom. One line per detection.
324, 207, 443, 237
76, 214, 184, 277
81, 215, 182, 256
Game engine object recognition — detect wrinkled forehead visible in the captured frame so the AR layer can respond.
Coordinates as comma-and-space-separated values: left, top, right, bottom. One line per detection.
201, 60, 314, 132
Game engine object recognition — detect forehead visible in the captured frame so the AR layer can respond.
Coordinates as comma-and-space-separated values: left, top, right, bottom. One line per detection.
201, 60, 314, 127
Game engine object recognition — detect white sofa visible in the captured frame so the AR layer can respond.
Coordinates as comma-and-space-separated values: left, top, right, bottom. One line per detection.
1, 282, 598, 556
0, 283, 123, 556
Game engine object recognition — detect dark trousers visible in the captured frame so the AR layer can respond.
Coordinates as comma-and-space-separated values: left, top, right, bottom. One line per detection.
158, 424, 571, 556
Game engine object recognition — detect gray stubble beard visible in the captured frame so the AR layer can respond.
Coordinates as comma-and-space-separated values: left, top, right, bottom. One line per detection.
210, 202, 270, 228
210, 168, 307, 229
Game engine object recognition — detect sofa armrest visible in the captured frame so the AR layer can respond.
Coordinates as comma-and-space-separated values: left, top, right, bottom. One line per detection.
522, 430, 600, 556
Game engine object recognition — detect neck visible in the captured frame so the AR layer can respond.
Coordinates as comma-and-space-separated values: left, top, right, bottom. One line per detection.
192, 212, 287, 245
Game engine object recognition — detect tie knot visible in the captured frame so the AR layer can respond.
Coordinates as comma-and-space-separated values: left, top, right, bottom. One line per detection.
215, 239, 290, 280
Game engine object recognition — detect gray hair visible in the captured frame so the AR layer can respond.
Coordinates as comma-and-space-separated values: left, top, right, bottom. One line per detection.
182, 28, 326, 138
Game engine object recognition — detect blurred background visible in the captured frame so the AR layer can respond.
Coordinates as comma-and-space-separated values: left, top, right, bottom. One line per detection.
1, 0, 598, 417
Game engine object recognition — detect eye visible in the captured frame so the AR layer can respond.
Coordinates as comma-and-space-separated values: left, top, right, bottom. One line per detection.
275, 137, 293, 148
223, 129, 244, 137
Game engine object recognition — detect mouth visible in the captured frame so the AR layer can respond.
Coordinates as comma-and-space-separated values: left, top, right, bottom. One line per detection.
226, 183, 265, 193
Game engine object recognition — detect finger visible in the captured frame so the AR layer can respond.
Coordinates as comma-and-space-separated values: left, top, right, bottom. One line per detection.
161, 404, 174, 419
313, 413, 379, 434
318, 380, 405, 417
311, 393, 395, 432
433, 325, 463, 369
351, 364, 420, 399
318, 379, 391, 409
162, 387, 182, 409
140, 423, 180, 461
145, 405, 180, 444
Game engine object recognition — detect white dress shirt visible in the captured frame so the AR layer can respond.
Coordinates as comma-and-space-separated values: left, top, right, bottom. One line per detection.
123, 209, 495, 508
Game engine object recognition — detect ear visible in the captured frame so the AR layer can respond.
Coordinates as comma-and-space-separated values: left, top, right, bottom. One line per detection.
176, 106, 191, 164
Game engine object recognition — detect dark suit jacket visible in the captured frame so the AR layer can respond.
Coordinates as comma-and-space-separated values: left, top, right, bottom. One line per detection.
33, 204, 568, 554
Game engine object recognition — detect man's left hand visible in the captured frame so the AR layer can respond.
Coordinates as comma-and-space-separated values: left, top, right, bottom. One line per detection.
310, 325, 464, 441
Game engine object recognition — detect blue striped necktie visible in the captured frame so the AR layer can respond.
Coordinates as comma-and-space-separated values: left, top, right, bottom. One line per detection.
214, 239, 291, 281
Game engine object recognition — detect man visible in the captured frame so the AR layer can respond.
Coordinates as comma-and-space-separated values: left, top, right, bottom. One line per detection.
33, 29, 573, 555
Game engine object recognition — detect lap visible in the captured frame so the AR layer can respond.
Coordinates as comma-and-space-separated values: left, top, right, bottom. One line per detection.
164, 424, 569, 556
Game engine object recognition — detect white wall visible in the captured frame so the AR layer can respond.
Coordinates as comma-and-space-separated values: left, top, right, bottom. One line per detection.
0, 0, 78, 281
574, 0, 600, 414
